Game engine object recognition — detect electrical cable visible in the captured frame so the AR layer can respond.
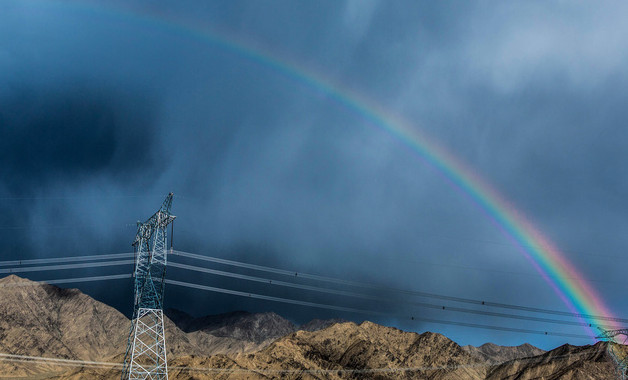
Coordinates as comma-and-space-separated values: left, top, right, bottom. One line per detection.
0, 353, 121, 369
0, 274, 132, 289
173, 250, 628, 324
0, 260, 134, 274
0, 255, 597, 332
165, 279, 592, 340
0, 249, 622, 326
0, 350, 597, 374
0, 252, 134, 267
0, 250, 621, 327
168, 260, 591, 328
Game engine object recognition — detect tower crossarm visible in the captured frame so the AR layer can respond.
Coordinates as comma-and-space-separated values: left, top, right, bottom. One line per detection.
597, 327, 628, 342
132, 193, 175, 253
138, 193, 175, 230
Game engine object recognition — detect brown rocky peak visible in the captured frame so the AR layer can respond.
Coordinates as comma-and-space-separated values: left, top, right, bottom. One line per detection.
166, 309, 297, 344
0, 275, 620, 379
486, 341, 615, 379
299, 317, 347, 332
464, 341, 546, 364
0, 274, 36, 285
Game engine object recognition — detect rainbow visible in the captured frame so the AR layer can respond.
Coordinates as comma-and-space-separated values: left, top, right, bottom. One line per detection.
23, 0, 618, 337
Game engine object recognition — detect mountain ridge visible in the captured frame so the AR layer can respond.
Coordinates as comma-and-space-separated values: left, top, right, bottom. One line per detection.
0, 275, 619, 379
463, 342, 546, 364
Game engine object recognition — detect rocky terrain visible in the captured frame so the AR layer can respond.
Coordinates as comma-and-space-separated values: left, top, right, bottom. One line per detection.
165, 309, 297, 344
0, 275, 355, 378
0, 274, 622, 379
165, 324, 621, 380
463, 342, 546, 364
299, 318, 348, 332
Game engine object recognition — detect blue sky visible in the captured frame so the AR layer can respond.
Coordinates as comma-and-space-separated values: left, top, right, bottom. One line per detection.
1, 1, 628, 350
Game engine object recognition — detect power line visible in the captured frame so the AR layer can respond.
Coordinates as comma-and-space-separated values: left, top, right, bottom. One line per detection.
165, 279, 592, 340
0, 224, 137, 230
0, 274, 132, 289
1, 249, 623, 325
0, 257, 604, 364
0, 260, 133, 274
0, 252, 134, 267
0, 195, 148, 200
0, 225, 88, 230
0, 254, 600, 329
0, 350, 597, 374
0, 353, 121, 370
168, 260, 591, 328
173, 250, 628, 324
0, 272, 600, 367
42, 273, 133, 286
0, 254, 599, 330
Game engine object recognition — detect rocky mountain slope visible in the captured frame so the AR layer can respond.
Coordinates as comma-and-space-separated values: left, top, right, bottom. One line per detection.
486, 341, 621, 380
0, 274, 621, 379
45, 329, 624, 380
0, 274, 128, 361
463, 342, 546, 364
166, 309, 297, 344
166, 309, 349, 342
0, 275, 196, 377
0, 275, 211, 358
57, 321, 491, 380
213, 321, 490, 380
167, 333, 620, 380
0, 275, 349, 377
300, 318, 348, 332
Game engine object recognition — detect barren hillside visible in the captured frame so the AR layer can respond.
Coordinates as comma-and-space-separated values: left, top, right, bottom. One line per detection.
0, 275, 621, 379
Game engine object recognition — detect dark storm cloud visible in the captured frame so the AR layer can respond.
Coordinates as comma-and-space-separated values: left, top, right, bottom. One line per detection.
0, 82, 161, 272
157, 1, 628, 346
2, 0, 628, 349
0, 85, 159, 193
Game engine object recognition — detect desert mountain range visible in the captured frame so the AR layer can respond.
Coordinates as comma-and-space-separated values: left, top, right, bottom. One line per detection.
0, 274, 622, 379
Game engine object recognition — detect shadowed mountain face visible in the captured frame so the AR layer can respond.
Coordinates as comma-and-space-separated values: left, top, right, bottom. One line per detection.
0, 275, 620, 379
485, 342, 621, 380
300, 318, 349, 332
165, 308, 348, 344
463, 342, 546, 364
165, 309, 298, 344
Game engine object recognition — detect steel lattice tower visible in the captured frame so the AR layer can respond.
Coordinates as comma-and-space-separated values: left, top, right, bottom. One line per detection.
121, 193, 176, 380
597, 328, 628, 380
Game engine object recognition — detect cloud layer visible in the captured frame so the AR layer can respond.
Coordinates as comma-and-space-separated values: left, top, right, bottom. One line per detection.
1, 0, 627, 349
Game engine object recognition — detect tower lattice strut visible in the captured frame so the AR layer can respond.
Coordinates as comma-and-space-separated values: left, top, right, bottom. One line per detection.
597, 327, 628, 380
121, 193, 176, 380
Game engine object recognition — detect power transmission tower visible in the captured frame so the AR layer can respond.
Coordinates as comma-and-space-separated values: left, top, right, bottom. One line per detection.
597, 327, 628, 380
121, 193, 176, 380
